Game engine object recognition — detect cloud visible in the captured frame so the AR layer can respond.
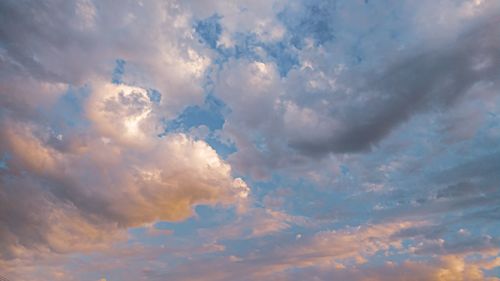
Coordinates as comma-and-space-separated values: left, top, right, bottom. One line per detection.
279, 255, 500, 281
198, 207, 311, 241
155, 221, 415, 280
152, 219, 500, 281
0, 0, 254, 264
287, 15, 500, 154
215, 4, 500, 178
0, 0, 211, 118
0, 82, 248, 261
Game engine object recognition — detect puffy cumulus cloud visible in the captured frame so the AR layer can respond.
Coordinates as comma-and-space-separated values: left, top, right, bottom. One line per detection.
0, 83, 249, 262
86, 83, 159, 146
0, 0, 251, 265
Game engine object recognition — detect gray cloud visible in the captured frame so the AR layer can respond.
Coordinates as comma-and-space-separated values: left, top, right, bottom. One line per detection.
291, 16, 500, 154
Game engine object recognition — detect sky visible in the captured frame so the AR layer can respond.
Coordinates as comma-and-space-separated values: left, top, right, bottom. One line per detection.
0, 0, 500, 280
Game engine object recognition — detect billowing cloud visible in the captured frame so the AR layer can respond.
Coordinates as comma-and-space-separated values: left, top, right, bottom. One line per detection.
0, 80, 248, 261
0, 0, 250, 261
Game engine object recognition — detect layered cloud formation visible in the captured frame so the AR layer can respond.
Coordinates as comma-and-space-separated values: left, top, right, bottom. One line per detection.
1, 0, 500, 280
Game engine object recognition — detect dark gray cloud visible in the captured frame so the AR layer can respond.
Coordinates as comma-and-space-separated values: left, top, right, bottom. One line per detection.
291, 16, 500, 155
